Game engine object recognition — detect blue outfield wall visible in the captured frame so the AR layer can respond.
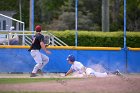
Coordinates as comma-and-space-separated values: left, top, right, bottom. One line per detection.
0, 46, 139, 73
127, 49, 140, 73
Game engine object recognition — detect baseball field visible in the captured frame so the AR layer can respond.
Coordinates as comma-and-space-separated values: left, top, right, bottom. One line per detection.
0, 73, 140, 93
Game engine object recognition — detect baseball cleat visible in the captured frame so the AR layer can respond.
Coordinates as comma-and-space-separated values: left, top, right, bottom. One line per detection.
111, 69, 122, 76
37, 69, 44, 76
30, 73, 38, 77
114, 70, 122, 76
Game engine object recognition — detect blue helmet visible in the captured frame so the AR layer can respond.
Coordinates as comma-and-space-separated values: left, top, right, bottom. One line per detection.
67, 54, 75, 62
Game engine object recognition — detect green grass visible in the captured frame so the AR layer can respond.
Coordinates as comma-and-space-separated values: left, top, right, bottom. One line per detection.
0, 78, 81, 93
0, 78, 71, 84
0, 91, 68, 93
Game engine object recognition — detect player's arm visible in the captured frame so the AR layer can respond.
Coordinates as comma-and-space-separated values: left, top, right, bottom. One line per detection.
65, 69, 73, 76
40, 41, 51, 54
28, 36, 35, 52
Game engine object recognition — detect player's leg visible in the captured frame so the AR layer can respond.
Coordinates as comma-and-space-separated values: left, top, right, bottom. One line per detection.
35, 53, 49, 75
40, 53, 49, 70
86, 68, 108, 77
94, 71, 108, 77
86, 68, 95, 76
30, 50, 43, 77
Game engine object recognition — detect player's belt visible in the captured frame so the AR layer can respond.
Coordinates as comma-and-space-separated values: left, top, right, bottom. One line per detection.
31, 50, 39, 52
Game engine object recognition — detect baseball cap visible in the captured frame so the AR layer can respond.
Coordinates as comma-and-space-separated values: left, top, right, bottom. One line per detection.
67, 54, 75, 62
35, 25, 41, 32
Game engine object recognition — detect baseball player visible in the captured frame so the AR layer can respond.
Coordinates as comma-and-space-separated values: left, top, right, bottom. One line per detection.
65, 54, 108, 77
28, 25, 51, 77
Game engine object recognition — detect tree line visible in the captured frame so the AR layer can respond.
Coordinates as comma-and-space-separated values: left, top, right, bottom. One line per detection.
0, 0, 140, 31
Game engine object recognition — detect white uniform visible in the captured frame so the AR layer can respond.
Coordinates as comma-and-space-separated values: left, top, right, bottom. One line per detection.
70, 61, 86, 77
70, 61, 107, 77
86, 68, 107, 77
70, 61, 86, 74
30, 50, 49, 73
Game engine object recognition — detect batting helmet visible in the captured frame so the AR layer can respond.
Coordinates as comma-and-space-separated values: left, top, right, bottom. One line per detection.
35, 25, 41, 32
67, 54, 75, 62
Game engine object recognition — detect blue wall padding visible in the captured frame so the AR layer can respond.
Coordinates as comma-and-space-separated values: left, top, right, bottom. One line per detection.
0, 48, 139, 73
76, 50, 126, 72
127, 50, 140, 73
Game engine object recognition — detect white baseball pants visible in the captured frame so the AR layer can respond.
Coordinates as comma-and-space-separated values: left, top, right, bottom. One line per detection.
86, 68, 108, 77
30, 50, 49, 73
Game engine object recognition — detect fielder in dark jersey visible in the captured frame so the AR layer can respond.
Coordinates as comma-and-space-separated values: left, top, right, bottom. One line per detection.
31, 33, 44, 50
29, 25, 51, 77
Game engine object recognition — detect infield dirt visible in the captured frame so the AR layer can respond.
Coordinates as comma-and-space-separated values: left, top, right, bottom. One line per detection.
0, 74, 140, 93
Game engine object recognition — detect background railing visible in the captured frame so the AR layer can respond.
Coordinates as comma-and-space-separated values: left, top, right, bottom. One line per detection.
0, 31, 68, 46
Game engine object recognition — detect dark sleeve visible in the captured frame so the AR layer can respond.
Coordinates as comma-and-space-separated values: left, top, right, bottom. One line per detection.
28, 36, 35, 52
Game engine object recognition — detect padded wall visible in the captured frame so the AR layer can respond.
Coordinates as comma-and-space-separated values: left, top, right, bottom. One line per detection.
0, 48, 139, 73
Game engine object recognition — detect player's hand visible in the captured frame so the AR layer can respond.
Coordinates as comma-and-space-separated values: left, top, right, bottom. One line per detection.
46, 50, 51, 54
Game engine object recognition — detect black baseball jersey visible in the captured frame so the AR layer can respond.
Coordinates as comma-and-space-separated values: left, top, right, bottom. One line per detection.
30, 33, 44, 50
